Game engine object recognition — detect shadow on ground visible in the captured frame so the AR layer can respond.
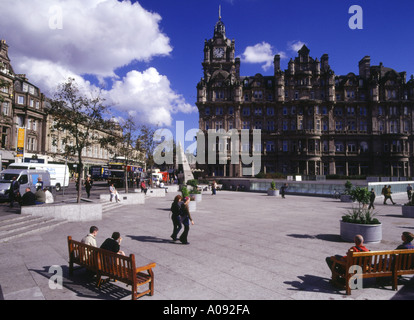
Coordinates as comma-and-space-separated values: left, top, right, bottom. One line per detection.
31, 266, 132, 300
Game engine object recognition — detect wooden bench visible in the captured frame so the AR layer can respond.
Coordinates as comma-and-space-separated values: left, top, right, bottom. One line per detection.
67, 236, 156, 300
330, 249, 414, 295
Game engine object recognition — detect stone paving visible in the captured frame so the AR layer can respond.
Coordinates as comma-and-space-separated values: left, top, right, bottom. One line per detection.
0, 189, 413, 302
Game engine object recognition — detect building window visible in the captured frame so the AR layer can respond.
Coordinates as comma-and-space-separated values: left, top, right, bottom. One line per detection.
267, 121, 274, 131
335, 142, 344, 152
216, 107, 223, 115
242, 107, 250, 116
335, 120, 343, 131
322, 119, 328, 131
205, 107, 210, 115
347, 107, 355, 115
359, 120, 367, 132
254, 121, 262, 129
282, 120, 288, 131
253, 91, 263, 100
282, 140, 289, 152
266, 107, 274, 116
347, 143, 357, 153
228, 106, 234, 115
254, 107, 262, 116
242, 121, 250, 129
17, 96, 24, 105
390, 120, 399, 133
266, 141, 275, 152
2, 102, 10, 116
378, 120, 384, 133
360, 141, 369, 152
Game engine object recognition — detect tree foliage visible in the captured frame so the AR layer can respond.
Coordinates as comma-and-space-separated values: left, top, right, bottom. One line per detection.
48, 78, 118, 202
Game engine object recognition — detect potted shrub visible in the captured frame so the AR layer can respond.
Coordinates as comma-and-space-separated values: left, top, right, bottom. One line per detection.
181, 185, 196, 211
340, 186, 382, 243
187, 179, 202, 202
340, 180, 354, 202
267, 181, 279, 196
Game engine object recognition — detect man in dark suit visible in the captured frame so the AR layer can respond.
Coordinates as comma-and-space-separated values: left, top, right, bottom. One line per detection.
9, 176, 20, 207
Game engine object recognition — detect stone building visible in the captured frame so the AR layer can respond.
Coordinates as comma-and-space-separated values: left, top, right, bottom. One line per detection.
196, 16, 414, 178
0, 40, 46, 167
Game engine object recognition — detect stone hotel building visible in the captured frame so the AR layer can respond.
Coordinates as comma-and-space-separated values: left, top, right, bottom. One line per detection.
196, 17, 414, 178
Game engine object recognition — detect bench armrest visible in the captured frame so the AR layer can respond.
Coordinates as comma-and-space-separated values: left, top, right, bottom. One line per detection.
136, 262, 156, 273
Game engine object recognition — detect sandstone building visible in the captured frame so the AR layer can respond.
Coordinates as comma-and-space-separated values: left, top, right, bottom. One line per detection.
196, 16, 414, 178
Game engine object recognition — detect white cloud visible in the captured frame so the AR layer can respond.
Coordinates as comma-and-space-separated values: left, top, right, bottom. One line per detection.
288, 40, 307, 52
106, 68, 197, 127
241, 42, 287, 71
0, 0, 196, 126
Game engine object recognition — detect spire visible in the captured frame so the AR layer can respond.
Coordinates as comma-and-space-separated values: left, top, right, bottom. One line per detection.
214, 5, 226, 38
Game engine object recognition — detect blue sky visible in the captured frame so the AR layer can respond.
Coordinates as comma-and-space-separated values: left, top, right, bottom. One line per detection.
123, 0, 414, 131
1, 0, 413, 138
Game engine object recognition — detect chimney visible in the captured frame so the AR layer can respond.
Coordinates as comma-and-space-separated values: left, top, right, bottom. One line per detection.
359, 56, 371, 79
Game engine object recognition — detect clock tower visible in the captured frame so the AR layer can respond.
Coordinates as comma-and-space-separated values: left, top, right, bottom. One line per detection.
200, 8, 239, 84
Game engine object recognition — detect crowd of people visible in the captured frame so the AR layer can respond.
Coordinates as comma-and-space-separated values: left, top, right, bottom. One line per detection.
8, 176, 54, 207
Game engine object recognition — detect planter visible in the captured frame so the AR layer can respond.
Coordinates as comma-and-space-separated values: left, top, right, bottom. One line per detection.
402, 205, 414, 218
340, 220, 382, 243
340, 194, 353, 202
267, 189, 279, 196
190, 193, 202, 202
188, 200, 196, 212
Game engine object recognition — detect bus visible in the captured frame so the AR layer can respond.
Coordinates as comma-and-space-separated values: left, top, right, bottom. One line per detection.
107, 162, 142, 188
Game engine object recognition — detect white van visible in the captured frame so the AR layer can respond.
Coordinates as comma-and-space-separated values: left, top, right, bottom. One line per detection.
8, 163, 70, 191
0, 168, 51, 201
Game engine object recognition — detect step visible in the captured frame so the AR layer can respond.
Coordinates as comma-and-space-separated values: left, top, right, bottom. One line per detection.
0, 215, 67, 243
0, 215, 46, 231
101, 200, 124, 213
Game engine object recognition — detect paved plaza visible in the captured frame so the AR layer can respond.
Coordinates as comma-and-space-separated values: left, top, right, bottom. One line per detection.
0, 188, 413, 302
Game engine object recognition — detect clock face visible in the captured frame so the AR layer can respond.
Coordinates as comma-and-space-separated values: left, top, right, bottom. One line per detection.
213, 47, 225, 58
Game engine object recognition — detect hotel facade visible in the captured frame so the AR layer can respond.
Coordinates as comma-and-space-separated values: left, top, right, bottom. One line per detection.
196, 17, 414, 178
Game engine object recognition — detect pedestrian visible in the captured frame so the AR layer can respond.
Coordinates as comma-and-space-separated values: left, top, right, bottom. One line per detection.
281, 183, 288, 198
20, 187, 36, 206
100, 232, 126, 255
44, 187, 54, 203
383, 185, 396, 205
170, 195, 183, 241
407, 184, 413, 202
84, 176, 93, 198
109, 183, 120, 202
179, 197, 194, 245
9, 176, 20, 208
368, 188, 376, 210
81, 226, 99, 247
35, 186, 46, 204
35, 177, 43, 190
140, 180, 147, 195
212, 181, 217, 195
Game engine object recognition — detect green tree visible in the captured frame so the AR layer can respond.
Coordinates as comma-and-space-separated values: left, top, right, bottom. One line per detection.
48, 78, 118, 202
